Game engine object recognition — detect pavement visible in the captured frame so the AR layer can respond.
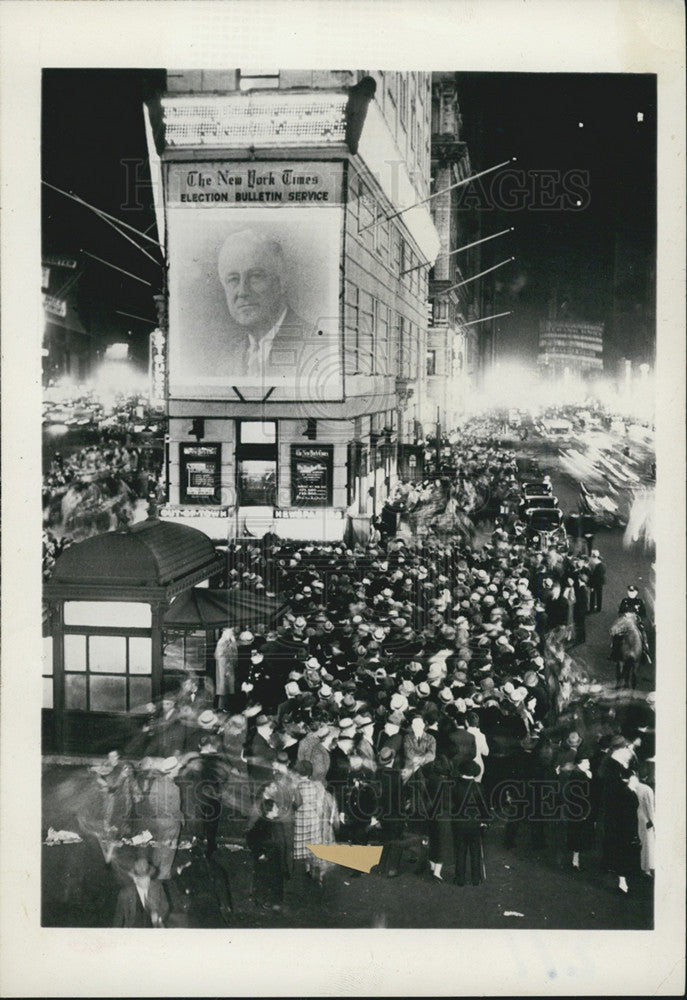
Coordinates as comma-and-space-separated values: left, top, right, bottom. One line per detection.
42, 760, 653, 929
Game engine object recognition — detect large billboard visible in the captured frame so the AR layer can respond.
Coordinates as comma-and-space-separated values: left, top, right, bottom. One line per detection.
167, 161, 344, 402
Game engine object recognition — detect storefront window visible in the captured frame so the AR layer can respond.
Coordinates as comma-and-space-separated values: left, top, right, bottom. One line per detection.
238, 459, 276, 506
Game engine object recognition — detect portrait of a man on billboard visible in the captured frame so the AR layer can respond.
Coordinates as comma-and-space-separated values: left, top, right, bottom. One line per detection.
217, 229, 308, 379
168, 200, 343, 401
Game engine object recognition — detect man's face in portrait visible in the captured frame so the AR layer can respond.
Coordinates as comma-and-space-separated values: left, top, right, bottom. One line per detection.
218, 232, 286, 335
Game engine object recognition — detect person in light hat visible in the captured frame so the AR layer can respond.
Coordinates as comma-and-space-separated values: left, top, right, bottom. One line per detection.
198, 709, 219, 731
390, 692, 409, 713
416, 681, 431, 700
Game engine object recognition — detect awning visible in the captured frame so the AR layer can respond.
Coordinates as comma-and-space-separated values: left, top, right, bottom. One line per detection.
163, 588, 288, 629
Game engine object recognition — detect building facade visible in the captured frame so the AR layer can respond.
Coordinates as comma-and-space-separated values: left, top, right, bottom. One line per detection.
537, 318, 604, 379
147, 70, 439, 542
42, 253, 96, 385
424, 74, 481, 434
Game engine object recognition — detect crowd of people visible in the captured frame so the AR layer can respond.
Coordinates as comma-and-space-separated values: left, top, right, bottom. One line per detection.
42, 439, 164, 576
74, 422, 655, 926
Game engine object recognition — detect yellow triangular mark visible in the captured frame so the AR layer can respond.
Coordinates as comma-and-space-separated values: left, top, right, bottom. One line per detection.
306, 844, 383, 873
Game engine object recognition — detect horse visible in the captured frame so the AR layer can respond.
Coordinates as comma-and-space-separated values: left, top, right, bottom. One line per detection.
609, 612, 644, 689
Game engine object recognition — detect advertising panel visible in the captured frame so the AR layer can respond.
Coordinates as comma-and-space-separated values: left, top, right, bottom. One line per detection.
290, 444, 334, 507
179, 442, 222, 505
167, 161, 344, 402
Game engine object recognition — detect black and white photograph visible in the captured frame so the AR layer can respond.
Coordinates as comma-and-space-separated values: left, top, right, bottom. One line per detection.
0, 1, 684, 997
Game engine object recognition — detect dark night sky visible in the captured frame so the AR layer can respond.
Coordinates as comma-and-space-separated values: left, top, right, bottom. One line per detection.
455, 72, 656, 368
42, 69, 656, 370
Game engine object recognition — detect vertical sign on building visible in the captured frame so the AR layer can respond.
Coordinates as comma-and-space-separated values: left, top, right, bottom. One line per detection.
149, 328, 166, 407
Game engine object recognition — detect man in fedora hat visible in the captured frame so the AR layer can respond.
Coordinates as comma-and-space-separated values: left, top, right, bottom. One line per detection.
113, 856, 169, 927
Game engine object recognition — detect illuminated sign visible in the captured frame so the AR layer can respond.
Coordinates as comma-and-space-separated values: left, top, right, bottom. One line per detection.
160, 504, 231, 519
161, 92, 347, 148
167, 161, 344, 403
43, 255, 77, 269
149, 328, 166, 406
43, 294, 67, 318
166, 162, 344, 206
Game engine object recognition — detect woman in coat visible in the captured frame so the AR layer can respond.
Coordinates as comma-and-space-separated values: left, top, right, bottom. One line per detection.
292, 760, 339, 884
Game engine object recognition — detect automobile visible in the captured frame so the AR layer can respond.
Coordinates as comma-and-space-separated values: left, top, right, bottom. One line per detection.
525, 507, 567, 549
519, 495, 559, 518
539, 417, 573, 436
522, 480, 553, 498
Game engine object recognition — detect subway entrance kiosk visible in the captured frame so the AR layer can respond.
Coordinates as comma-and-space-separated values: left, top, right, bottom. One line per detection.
43, 518, 221, 755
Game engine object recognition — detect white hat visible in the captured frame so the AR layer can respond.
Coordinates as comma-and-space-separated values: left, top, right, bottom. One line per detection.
427, 662, 445, 682
338, 717, 355, 732
438, 687, 454, 703
198, 710, 218, 729
294, 616, 307, 630
238, 630, 254, 644
285, 681, 300, 698
390, 693, 408, 712
159, 756, 179, 774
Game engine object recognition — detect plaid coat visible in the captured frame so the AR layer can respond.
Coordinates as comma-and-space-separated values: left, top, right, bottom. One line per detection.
293, 777, 338, 862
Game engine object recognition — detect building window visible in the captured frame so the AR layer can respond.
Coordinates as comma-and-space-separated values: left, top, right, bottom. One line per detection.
238, 459, 276, 506
237, 420, 277, 505
359, 291, 375, 375
426, 349, 437, 376
345, 282, 360, 374
376, 302, 389, 375
63, 632, 152, 713
398, 316, 408, 377
163, 629, 209, 682
358, 180, 375, 236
